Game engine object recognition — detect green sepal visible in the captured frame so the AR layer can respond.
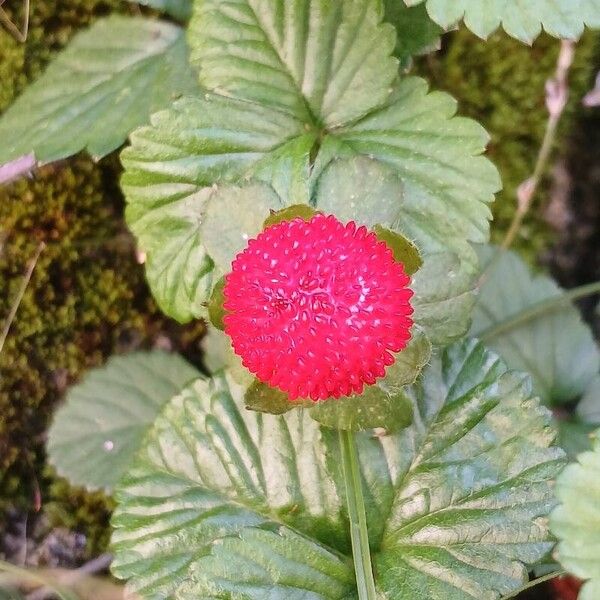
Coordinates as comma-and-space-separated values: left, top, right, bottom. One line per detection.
310, 386, 413, 432
374, 225, 422, 276
244, 379, 311, 415
207, 277, 226, 330
310, 329, 430, 432
263, 204, 318, 229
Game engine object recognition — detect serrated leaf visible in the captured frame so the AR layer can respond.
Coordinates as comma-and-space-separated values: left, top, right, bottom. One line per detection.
404, 0, 600, 43
121, 93, 307, 321
127, 0, 192, 20
175, 524, 355, 600
0, 16, 197, 164
124, 18, 497, 339
188, 0, 399, 127
471, 246, 600, 406
47, 352, 200, 492
384, 1, 442, 67
111, 340, 563, 599
551, 431, 600, 600
314, 133, 497, 343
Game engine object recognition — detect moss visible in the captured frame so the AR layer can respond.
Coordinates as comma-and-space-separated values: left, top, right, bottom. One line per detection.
0, 1, 204, 557
417, 28, 599, 261
0, 155, 204, 554
0, 0, 126, 112
43, 468, 116, 558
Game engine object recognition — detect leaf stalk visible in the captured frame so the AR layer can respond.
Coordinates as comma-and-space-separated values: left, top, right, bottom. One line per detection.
477, 279, 600, 341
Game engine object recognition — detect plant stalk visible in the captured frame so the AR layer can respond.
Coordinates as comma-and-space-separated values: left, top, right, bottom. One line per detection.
478, 279, 600, 341
339, 428, 377, 600
499, 40, 574, 253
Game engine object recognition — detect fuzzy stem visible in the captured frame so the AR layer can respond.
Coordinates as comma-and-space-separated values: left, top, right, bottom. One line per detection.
499, 40, 574, 253
340, 428, 377, 600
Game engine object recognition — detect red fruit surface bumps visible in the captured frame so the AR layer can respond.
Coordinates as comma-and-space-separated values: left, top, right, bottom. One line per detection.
223, 214, 414, 401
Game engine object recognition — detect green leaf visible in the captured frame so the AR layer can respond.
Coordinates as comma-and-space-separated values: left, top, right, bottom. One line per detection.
551, 430, 600, 600
175, 524, 356, 600
0, 16, 196, 164
384, 1, 442, 67
122, 93, 307, 321
200, 182, 283, 273
127, 0, 192, 20
557, 419, 598, 459
201, 327, 254, 388
403, 0, 600, 43
112, 340, 563, 599
314, 113, 499, 344
47, 351, 200, 492
188, 0, 399, 127
124, 11, 499, 342
471, 246, 600, 406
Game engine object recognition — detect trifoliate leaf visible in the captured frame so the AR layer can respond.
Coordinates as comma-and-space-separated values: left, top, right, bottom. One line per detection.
47, 352, 200, 492
471, 246, 600, 406
121, 94, 307, 321
127, 0, 192, 20
123, 3, 499, 344
0, 16, 196, 164
189, 0, 399, 127
111, 340, 563, 599
551, 431, 600, 600
403, 0, 600, 43
384, 1, 442, 67
314, 139, 497, 343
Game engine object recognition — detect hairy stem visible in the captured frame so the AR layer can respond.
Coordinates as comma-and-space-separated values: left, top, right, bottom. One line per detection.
500, 40, 574, 252
477, 279, 600, 341
340, 428, 377, 600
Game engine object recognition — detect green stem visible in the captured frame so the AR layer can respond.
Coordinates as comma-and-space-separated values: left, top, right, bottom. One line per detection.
339, 428, 377, 600
500, 570, 567, 599
478, 280, 600, 341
